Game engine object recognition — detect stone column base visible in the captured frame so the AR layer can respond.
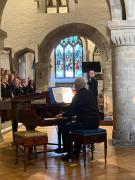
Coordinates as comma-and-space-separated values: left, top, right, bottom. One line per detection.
113, 130, 135, 146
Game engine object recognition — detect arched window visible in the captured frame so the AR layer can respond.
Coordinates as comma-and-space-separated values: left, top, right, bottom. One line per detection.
55, 36, 83, 78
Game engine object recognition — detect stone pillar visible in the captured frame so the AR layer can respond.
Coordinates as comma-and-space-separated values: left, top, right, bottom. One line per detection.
0, 29, 7, 141
124, 0, 135, 20
108, 21, 135, 146
35, 62, 52, 92
102, 61, 113, 116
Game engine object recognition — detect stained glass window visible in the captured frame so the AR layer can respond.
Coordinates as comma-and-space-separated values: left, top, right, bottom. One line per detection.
55, 36, 83, 78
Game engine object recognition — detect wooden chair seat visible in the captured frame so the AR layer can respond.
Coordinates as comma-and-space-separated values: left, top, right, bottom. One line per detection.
14, 130, 48, 171
70, 128, 107, 167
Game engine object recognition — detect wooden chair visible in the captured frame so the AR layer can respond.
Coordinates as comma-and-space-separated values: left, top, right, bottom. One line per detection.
70, 128, 107, 167
14, 130, 48, 171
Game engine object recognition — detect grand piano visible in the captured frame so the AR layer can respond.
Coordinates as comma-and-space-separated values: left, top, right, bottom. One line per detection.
10, 91, 70, 150
0, 90, 104, 151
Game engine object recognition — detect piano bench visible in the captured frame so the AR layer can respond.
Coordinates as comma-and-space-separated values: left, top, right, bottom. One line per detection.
70, 128, 107, 167
14, 130, 48, 172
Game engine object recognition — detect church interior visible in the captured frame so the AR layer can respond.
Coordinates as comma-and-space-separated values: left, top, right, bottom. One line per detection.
0, 0, 135, 179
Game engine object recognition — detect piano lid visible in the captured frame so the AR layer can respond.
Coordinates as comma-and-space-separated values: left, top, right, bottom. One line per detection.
11, 91, 47, 103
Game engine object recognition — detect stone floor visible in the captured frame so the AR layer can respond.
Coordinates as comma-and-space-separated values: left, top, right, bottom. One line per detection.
0, 120, 11, 131
0, 125, 135, 180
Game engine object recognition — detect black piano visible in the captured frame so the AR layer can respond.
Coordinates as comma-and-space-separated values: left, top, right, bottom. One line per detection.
1, 90, 104, 151
10, 91, 69, 150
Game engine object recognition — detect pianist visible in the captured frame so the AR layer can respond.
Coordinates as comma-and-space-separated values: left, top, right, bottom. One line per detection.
58, 77, 100, 161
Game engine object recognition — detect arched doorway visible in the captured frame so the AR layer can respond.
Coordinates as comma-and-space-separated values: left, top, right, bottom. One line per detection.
37, 23, 110, 88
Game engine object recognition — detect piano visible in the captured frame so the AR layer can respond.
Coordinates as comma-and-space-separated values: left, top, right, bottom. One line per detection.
10, 91, 69, 150
0, 90, 105, 150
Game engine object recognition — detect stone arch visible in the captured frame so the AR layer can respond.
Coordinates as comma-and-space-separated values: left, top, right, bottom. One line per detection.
14, 47, 35, 58
39, 23, 110, 64
13, 47, 35, 74
0, 0, 7, 24
0, 1, 124, 23
36, 23, 112, 95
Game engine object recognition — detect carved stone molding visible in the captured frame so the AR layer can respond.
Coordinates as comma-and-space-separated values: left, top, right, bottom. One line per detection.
108, 21, 135, 46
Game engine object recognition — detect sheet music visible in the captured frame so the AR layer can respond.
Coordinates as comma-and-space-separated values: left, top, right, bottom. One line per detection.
62, 88, 74, 103
52, 88, 64, 103
52, 87, 74, 103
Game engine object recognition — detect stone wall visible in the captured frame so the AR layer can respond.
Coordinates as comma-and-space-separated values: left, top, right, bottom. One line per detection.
1, 0, 110, 55
1, 0, 113, 115
0, 0, 113, 141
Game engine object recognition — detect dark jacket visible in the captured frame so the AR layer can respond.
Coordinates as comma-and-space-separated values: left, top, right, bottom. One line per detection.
5, 82, 13, 98
63, 88, 99, 129
27, 86, 35, 94
88, 77, 98, 98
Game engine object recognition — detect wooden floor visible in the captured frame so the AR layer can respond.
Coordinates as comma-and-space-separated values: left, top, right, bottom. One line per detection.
0, 125, 135, 180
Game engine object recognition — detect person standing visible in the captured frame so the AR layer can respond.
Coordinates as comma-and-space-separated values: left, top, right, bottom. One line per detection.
87, 70, 98, 98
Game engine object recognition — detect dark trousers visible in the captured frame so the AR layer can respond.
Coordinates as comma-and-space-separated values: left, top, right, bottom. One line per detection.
61, 122, 81, 155
61, 121, 99, 155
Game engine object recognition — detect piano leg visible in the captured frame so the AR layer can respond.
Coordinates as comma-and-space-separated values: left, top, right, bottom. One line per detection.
12, 120, 18, 140
57, 123, 62, 150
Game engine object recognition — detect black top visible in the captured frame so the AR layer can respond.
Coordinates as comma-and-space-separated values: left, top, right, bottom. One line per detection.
87, 77, 98, 98
27, 86, 35, 94
63, 88, 99, 129
1, 83, 7, 99
1, 82, 13, 99
22, 85, 29, 94
13, 86, 24, 96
